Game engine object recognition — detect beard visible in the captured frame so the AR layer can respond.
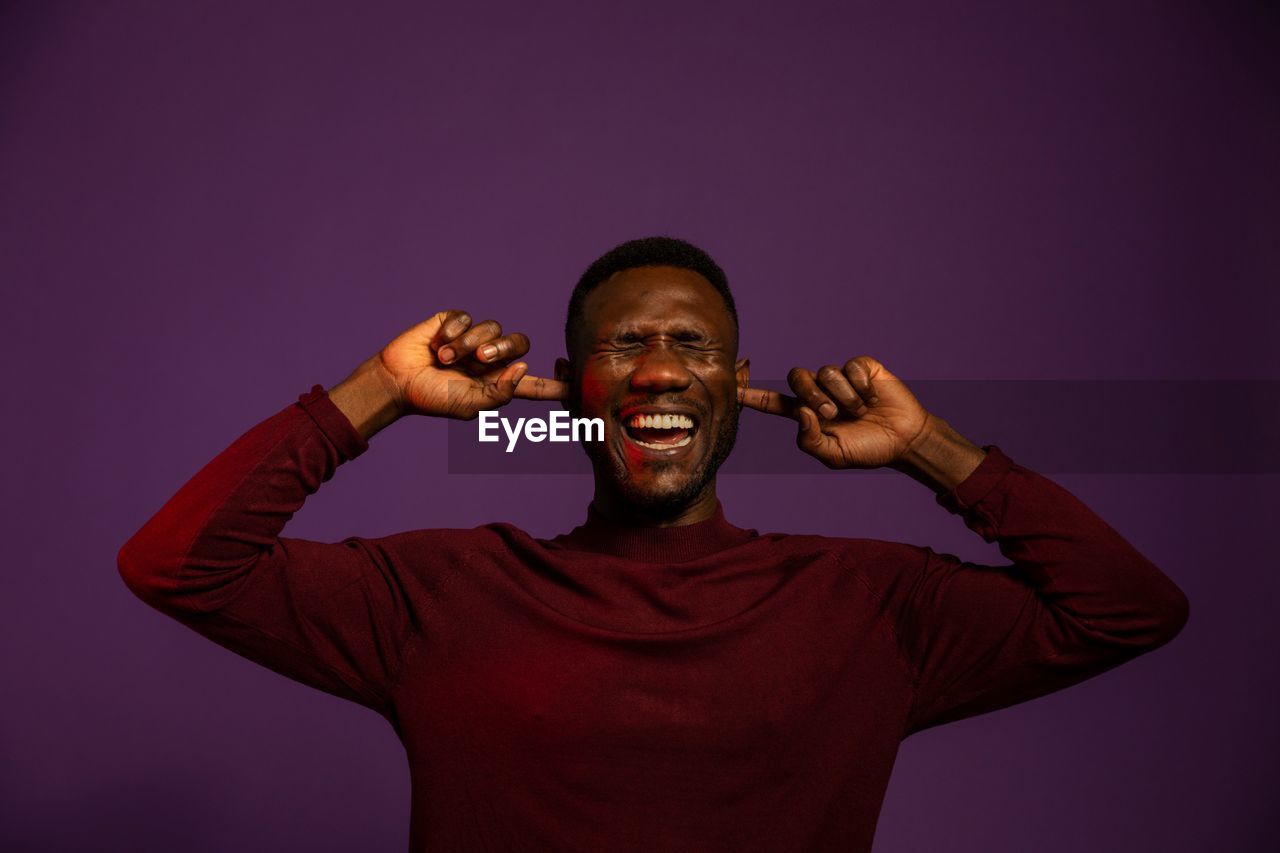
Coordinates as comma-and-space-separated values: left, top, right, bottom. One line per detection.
595, 404, 741, 517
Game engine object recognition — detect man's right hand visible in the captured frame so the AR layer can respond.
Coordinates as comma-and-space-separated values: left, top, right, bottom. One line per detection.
378, 309, 566, 420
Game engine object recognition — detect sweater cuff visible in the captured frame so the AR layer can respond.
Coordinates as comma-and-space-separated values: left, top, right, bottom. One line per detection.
934, 445, 1015, 540
296, 384, 371, 461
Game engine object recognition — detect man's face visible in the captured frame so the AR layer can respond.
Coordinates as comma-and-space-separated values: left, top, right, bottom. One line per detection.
558, 265, 748, 515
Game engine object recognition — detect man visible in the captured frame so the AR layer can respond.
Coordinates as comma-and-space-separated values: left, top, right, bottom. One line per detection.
118, 236, 1188, 852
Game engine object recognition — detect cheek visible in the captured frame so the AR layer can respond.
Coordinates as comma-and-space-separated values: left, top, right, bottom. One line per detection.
576, 371, 621, 411
698, 369, 738, 408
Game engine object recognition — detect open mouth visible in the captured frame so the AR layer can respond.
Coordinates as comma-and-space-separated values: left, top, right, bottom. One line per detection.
622, 412, 698, 451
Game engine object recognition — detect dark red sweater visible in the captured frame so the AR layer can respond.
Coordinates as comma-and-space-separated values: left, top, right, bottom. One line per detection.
118, 385, 1189, 852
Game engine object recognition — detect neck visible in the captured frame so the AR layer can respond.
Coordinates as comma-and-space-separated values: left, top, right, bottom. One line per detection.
554, 491, 755, 562
590, 481, 720, 527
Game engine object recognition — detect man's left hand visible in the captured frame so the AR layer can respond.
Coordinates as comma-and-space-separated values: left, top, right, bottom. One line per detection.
737, 356, 932, 470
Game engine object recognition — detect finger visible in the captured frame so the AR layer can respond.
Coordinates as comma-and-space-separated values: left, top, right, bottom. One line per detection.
843, 357, 879, 405
430, 310, 473, 360
475, 332, 530, 365
817, 364, 867, 417
737, 385, 801, 419
795, 406, 832, 457
513, 373, 569, 401
485, 361, 528, 405
788, 367, 838, 421
441, 319, 502, 364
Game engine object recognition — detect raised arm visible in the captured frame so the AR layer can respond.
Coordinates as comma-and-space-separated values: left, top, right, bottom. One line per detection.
740, 355, 1189, 733
887, 441, 1187, 733
116, 311, 566, 716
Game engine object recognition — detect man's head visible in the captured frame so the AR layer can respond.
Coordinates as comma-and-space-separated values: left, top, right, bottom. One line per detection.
555, 237, 749, 521
563, 237, 738, 356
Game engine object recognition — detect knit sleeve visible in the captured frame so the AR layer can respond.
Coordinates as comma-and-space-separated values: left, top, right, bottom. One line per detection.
886, 446, 1189, 736
117, 385, 415, 718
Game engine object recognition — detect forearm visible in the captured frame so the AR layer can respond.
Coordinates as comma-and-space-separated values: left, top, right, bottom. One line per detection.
889, 413, 986, 493
117, 385, 370, 612
327, 355, 406, 441
935, 446, 1189, 650
898, 444, 1189, 730
900, 416, 1186, 643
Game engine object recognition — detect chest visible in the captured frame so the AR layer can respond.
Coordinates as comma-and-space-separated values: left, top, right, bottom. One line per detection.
392, 596, 914, 769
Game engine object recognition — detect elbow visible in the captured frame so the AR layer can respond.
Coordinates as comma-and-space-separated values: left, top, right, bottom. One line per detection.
116, 539, 171, 607
1070, 573, 1190, 655
1122, 570, 1190, 651
117, 532, 252, 613
1149, 581, 1190, 648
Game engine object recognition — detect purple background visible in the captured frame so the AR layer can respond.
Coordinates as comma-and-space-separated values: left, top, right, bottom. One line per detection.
2, 1, 1276, 850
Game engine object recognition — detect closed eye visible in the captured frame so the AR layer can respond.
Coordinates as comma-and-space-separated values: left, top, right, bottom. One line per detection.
597, 331, 719, 352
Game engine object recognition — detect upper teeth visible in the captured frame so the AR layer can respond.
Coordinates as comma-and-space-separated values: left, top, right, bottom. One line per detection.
628, 414, 694, 429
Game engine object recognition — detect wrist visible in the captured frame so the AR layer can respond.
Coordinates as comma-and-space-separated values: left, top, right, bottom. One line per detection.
327, 356, 405, 441
889, 413, 987, 494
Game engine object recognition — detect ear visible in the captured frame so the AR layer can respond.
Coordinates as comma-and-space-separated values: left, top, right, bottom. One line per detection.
735, 357, 750, 402
554, 357, 573, 410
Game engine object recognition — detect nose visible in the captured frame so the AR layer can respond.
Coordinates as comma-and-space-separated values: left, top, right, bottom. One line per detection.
629, 344, 694, 394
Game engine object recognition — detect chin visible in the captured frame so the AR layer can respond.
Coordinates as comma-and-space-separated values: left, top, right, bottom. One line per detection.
599, 457, 709, 516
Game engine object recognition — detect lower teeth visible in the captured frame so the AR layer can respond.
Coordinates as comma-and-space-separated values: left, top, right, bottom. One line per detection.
632, 435, 692, 449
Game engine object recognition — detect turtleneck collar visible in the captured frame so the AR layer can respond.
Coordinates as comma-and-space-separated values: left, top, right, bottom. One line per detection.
550, 500, 757, 563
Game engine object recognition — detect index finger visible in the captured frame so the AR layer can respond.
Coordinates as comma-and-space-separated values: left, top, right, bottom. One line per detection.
738, 385, 801, 419
513, 374, 569, 402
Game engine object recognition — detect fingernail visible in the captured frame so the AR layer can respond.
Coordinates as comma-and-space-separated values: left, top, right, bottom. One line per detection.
439, 347, 454, 363
479, 344, 496, 360
820, 403, 837, 419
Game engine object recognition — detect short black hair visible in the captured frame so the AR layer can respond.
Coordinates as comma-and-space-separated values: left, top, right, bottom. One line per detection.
564, 236, 738, 355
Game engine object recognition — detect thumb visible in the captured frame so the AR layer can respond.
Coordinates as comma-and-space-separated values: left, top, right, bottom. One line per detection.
488, 361, 528, 406
796, 406, 826, 454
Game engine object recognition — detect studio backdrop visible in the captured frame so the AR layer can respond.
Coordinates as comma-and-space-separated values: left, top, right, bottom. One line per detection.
1, 2, 1276, 851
